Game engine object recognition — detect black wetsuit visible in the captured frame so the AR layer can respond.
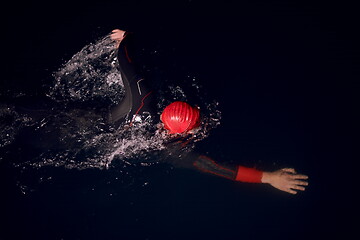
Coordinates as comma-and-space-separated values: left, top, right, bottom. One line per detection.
113, 32, 239, 181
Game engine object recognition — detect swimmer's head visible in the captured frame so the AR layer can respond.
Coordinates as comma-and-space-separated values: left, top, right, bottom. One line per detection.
160, 101, 200, 134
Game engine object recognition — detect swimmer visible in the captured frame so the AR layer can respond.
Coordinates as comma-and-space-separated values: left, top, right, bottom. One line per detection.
109, 29, 309, 194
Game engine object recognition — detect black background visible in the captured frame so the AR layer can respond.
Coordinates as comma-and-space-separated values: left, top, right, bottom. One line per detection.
1, 0, 358, 239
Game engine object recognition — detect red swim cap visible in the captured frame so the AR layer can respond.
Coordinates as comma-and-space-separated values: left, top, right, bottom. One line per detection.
160, 101, 200, 134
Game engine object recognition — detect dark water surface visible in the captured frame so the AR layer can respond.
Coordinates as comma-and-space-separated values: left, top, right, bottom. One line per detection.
1, 0, 357, 239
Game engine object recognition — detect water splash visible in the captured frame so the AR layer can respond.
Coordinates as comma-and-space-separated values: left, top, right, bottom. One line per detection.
1, 32, 222, 193
25, 118, 168, 170
48, 35, 125, 106
39, 33, 221, 171
0, 104, 33, 148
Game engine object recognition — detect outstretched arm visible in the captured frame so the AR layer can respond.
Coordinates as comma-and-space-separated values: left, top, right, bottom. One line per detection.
192, 155, 308, 194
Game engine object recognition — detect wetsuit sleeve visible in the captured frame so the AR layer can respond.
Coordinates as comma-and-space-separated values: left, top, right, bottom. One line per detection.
110, 32, 154, 124
167, 148, 263, 183
193, 155, 263, 183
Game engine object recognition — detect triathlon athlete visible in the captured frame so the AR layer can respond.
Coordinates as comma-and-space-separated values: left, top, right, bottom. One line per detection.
110, 29, 308, 194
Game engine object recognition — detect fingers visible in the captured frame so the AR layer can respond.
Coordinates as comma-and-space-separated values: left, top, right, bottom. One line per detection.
285, 175, 309, 194
110, 33, 123, 39
291, 185, 306, 191
282, 168, 296, 174
285, 179, 308, 194
283, 168, 309, 181
111, 29, 123, 34
290, 174, 308, 180
283, 184, 306, 194
110, 29, 126, 41
285, 188, 297, 194
293, 179, 308, 186
110, 29, 126, 48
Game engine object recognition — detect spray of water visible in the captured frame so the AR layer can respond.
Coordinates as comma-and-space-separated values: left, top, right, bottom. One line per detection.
1, 33, 222, 192
48, 35, 125, 105
0, 104, 33, 148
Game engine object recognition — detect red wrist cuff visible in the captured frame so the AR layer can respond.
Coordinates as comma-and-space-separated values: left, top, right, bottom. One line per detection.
235, 166, 263, 183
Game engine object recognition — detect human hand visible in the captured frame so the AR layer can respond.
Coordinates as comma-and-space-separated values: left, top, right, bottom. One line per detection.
261, 168, 308, 194
110, 29, 126, 48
